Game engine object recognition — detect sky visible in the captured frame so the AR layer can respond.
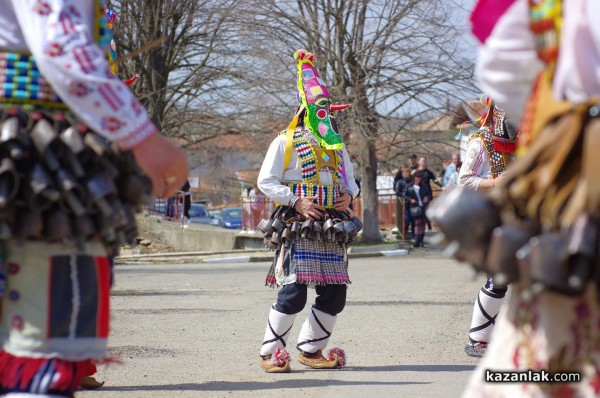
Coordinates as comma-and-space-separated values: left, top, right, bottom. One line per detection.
453, 0, 479, 57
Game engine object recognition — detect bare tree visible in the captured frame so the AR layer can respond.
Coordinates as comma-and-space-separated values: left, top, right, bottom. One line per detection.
110, 0, 246, 144
242, 0, 476, 242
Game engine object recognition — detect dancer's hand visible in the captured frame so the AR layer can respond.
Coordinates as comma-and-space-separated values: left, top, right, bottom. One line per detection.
294, 196, 325, 219
132, 132, 188, 198
334, 189, 352, 211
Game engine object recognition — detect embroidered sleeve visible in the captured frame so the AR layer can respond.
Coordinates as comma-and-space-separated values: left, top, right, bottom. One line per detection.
257, 135, 295, 205
458, 137, 486, 190
12, 0, 156, 150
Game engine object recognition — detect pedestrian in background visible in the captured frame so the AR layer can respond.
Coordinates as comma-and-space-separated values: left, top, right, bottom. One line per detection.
393, 166, 414, 240
402, 170, 431, 247
249, 182, 266, 230
443, 153, 461, 186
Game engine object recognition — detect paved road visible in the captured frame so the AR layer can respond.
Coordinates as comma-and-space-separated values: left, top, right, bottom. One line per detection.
80, 251, 483, 398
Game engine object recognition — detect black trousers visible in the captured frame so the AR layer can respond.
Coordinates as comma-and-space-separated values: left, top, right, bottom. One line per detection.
183, 194, 191, 219
273, 283, 347, 316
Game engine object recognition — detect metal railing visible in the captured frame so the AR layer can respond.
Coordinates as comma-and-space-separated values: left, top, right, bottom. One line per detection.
146, 192, 185, 224
147, 193, 411, 239
241, 196, 275, 230
240, 194, 407, 235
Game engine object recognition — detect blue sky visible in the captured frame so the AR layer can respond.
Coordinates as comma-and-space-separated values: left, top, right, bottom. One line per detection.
454, 0, 479, 58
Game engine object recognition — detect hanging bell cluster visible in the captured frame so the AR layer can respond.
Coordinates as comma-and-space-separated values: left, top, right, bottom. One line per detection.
257, 206, 362, 250
0, 107, 153, 253
428, 187, 600, 299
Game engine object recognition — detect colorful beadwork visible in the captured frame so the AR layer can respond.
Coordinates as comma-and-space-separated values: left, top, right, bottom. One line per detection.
277, 128, 344, 207
293, 131, 318, 184
472, 127, 513, 179
0, 52, 65, 108
284, 182, 341, 208
282, 129, 342, 186
1, 0, 112, 109
97, 0, 113, 49
528, 0, 562, 73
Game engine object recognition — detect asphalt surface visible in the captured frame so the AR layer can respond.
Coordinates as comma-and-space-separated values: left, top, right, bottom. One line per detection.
80, 249, 482, 398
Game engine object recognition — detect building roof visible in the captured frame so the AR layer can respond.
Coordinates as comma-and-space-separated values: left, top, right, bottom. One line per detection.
235, 170, 259, 188
451, 100, 486, 128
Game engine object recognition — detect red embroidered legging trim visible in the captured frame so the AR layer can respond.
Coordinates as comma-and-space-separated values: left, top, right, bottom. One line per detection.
0, 351, 94, 394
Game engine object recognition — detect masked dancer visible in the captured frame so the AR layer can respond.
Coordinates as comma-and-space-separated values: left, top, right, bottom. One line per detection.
459, 99, 518, 358
257, 50, 361, 373
429, 0, 600, 395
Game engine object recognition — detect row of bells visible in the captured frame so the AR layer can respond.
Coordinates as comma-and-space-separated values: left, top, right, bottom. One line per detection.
258, 206, 363, 250
0, 107, 152, 252
429, 187, 600, 298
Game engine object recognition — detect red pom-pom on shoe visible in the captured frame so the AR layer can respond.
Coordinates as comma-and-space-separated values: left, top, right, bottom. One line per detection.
272, 348, 291, 367
328, 347, 346, 368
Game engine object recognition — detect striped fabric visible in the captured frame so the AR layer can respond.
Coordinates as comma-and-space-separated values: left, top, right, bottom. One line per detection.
265, 238, 350, 287
336, 150, 344, 183
1, 241, 109, 361
284, 182, 341, 208
48, 255, 110, 339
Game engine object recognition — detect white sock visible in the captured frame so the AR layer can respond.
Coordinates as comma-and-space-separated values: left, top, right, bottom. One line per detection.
260, 307, 297, 356
297, 308, 337, 354
468, 287, 505, 343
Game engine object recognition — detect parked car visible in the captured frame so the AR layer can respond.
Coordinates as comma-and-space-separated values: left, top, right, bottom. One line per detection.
187, 203, 213, 225
219, 207, 242, 229
209, 210, 222, 226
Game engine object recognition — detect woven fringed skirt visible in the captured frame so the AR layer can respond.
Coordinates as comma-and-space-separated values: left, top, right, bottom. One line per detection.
265, 238, 350, 287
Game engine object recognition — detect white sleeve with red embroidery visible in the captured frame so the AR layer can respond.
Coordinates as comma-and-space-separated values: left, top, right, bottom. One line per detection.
458, 136, 488, 191
11, 0, 156, 150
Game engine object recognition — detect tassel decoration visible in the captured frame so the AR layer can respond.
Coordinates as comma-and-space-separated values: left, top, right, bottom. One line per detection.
124, 74, 140, 87
271, 348, 291, 367
493, 139, 516, 154
328, 347, 346, 368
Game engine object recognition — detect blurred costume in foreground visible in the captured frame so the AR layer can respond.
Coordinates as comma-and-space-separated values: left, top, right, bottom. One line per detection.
257, 50, 361, 373
104, 6, 139, 88
458, 100, 518, 358
429, 0, 600, 395
79, 5, 140, 390
0, 1, 162, 396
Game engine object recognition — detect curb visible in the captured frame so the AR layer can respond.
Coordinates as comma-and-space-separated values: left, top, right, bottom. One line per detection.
115, 248, 413, 264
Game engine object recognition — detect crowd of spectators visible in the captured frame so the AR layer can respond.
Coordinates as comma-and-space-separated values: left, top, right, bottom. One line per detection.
393, 153, 461, 246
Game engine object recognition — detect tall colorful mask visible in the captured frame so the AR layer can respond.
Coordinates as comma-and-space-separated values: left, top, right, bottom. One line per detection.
293, 50, 349, 150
